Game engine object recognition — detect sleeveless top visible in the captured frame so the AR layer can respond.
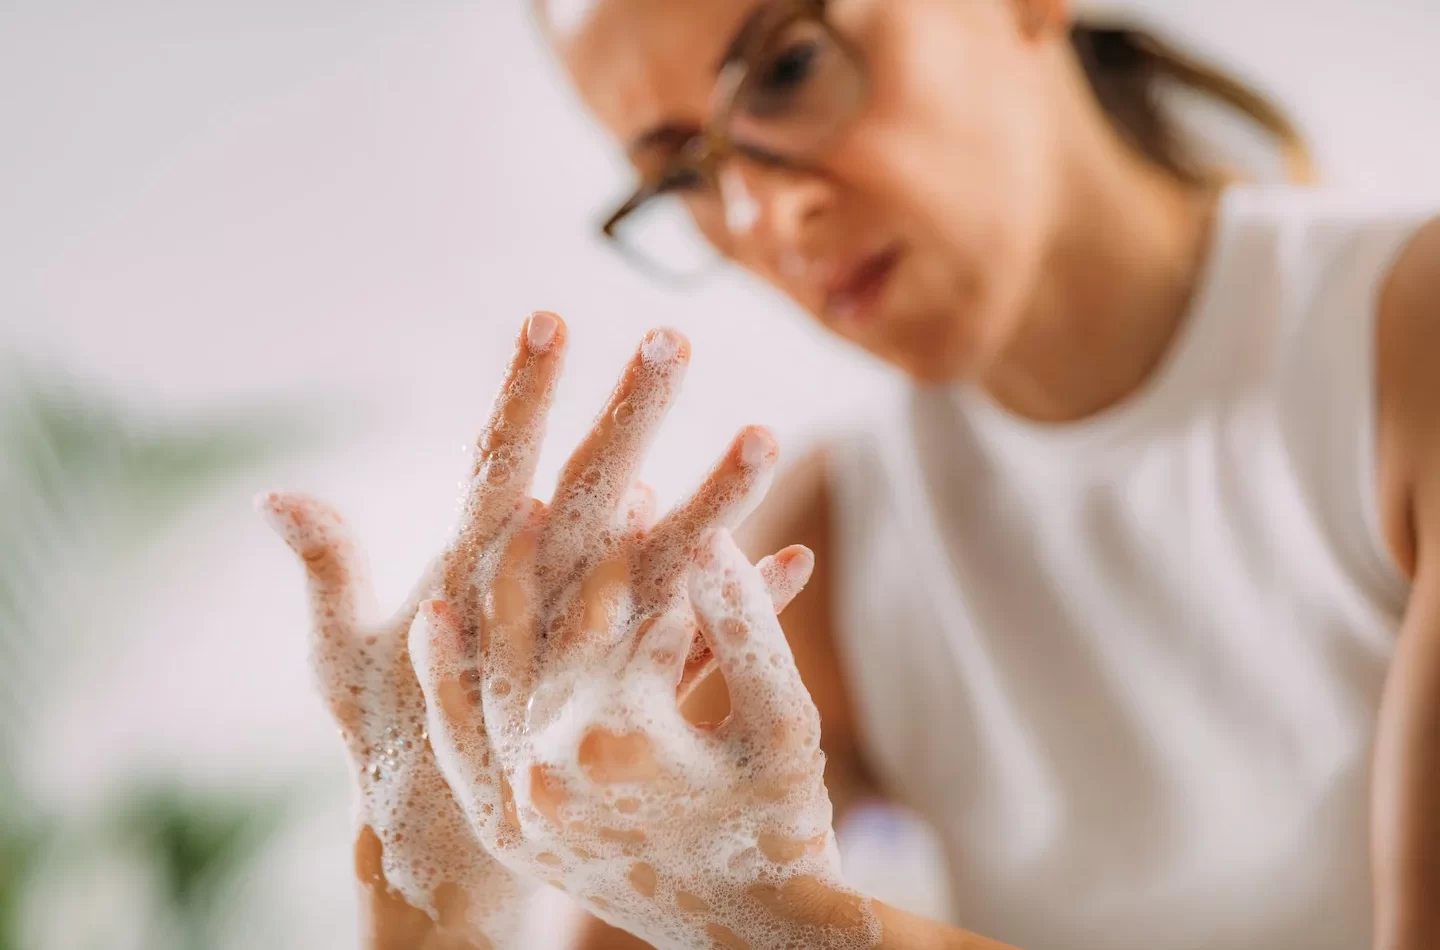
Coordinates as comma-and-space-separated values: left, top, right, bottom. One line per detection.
827, 185, 1435, 950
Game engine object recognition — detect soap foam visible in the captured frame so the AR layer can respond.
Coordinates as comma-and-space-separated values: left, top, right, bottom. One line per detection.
410, 323, 874, 946
424, 520, 879, 950
261, 492, 528, 944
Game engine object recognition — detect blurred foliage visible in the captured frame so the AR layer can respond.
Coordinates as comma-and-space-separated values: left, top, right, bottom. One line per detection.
0, 365, 317, 950
105, 785, 296, 950
0, 822, 47, 950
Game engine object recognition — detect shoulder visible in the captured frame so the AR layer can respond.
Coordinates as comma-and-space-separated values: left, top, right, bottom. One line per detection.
1376, 213, 1440, 578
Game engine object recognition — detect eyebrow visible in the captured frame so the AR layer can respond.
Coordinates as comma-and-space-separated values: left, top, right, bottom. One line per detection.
626, 1, 771, 155
628, 121, 699, 156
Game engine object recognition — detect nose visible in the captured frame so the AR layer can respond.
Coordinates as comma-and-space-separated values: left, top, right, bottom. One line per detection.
718, 159, 834, 265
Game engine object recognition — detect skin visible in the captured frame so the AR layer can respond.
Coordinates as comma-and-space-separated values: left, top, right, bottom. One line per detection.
1371, 217, 1440, 950
389, 310, 1018, 949
536, 0, 1440, 948
265, 314, 859, 948
264, 0, 1438, 944
548, 0, 1214, 415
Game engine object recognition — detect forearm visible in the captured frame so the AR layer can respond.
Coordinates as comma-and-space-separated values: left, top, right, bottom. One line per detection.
1372, 584, 1440, 950
356, 826, 447, 950
871, 901, 1021, 950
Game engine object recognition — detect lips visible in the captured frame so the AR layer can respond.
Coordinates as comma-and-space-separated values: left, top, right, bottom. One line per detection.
823, 244, 903, 326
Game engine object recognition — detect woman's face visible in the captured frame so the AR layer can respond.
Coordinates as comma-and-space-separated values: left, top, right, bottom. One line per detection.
549, 0, 1071, 382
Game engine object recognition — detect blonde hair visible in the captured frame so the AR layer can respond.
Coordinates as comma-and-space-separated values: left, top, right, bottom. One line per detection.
1070, 22, 1315, 185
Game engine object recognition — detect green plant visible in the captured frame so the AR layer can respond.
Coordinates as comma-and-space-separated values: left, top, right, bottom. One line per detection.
0, 366, 317, 950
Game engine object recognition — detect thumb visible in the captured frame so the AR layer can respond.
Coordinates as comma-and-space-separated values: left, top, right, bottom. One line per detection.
687, 529, 812, 736
674, 543, 814, 704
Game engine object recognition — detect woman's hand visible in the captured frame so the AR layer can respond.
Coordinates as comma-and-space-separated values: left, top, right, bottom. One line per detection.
415, 529, 879, 950
256, 313, 591, 948
406, 317, 881, 948
258, 490, 535, 949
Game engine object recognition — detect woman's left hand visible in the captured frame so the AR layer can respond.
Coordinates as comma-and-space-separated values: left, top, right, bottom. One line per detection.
415, 527, 880, 950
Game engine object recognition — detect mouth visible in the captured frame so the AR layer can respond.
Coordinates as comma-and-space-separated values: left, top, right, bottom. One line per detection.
823, 243, 903, 327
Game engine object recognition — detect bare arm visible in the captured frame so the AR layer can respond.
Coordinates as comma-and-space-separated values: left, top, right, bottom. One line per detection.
1371, 215, 1440, 950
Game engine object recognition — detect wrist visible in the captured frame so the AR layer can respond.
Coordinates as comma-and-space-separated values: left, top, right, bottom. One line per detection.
355, 826, 443, 950
870, 899, 1024, 950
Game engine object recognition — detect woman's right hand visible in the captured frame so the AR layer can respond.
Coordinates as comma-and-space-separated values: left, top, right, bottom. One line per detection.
256, 313, 594, 948
259, 490, 533, 950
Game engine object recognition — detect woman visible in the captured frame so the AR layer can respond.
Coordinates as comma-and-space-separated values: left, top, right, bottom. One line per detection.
262, 0, 1440, 947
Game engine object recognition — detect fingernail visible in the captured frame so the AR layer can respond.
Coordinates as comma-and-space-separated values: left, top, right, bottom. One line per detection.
527, 312, 558, 353
641, 328, 685, 365
784, 546, 815, 583
740, 428, 776, 469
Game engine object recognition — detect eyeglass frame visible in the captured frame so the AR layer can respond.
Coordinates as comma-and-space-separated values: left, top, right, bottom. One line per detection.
597, 0, 869, 283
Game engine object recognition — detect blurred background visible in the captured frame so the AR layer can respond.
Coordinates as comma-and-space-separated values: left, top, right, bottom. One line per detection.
2, 1, 1438, 947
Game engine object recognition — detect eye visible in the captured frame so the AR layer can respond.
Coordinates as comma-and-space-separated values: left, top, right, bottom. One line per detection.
737, 18, 837, 122
756, 40, 819, 99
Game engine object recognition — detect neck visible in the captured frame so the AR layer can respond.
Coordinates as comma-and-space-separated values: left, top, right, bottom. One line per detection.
977, 136, 1220, 424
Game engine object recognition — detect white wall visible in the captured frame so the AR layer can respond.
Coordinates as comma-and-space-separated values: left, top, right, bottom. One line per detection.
2, 1, 1436, 946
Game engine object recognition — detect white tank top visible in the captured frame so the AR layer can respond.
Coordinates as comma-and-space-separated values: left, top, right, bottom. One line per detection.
827, 185, 1435, 950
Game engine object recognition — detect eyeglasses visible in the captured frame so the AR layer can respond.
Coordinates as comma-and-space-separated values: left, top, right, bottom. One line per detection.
598, 0, 869, 284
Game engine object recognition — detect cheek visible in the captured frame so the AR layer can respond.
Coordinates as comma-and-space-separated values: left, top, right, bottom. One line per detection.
833, 124, 1047, 336
843, 10, 1058, 296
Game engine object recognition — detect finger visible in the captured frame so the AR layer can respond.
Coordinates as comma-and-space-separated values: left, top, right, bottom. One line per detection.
687, 529, 813, 737
408, 600, 500, 804
674, 630, 715, 706
256, 491, 377, 659
543, 328, 690, 577
546, 552, 630, 666
638, 425, 779, 610
409, 599, 482, 740
481, 502, 545, 717
447, 312, 566, 601
673, 545, 813, 705
627, 610, 699, 684
757, 545, 815, 614
617, 480, 659, 532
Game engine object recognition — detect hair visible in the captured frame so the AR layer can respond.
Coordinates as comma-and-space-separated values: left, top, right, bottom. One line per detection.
533, 1, 1312, 186
1070, 21, 1314, 186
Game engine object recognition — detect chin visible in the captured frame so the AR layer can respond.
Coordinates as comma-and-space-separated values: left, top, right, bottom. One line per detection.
893, 348, 968, 384
869, 307, 979, 384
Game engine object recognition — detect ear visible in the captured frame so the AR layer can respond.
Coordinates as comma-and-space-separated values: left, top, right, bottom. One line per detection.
1010, 0, 1070, 41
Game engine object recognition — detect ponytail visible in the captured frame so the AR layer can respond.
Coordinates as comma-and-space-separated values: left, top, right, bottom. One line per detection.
1070, 22, 1314, 185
